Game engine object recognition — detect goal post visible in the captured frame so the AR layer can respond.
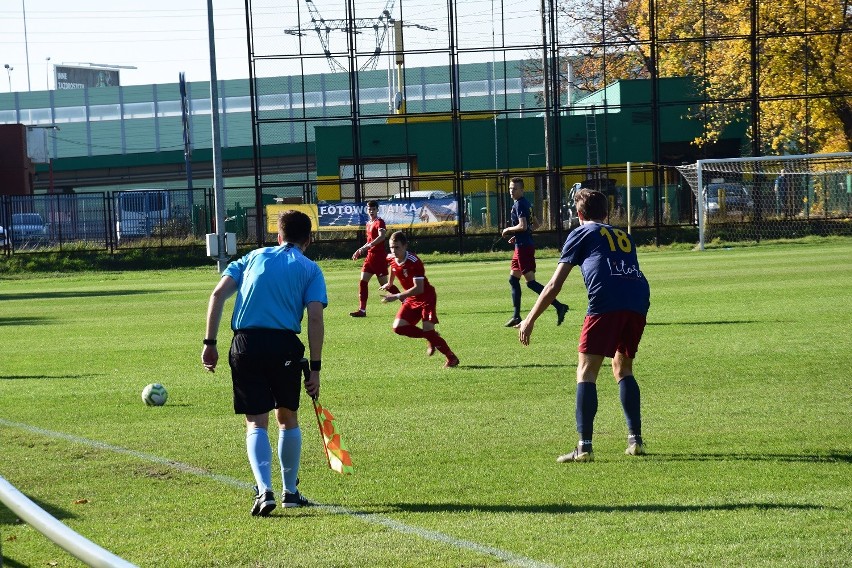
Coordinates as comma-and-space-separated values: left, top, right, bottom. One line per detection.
677, 153, 852, 250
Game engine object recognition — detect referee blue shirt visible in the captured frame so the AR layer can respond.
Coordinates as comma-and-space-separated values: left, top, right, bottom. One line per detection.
224, 243, 328, 333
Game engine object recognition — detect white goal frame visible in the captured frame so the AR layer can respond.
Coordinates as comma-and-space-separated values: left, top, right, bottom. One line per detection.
678, 152, 852, 250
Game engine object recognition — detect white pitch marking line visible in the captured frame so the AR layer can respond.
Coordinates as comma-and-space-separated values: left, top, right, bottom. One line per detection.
0, 418, 558, 568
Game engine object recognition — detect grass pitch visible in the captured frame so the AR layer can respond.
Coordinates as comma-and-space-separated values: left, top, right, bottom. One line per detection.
1, 237, 851, 567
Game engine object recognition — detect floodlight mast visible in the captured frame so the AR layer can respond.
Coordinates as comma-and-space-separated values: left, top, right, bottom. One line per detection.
4, 64, 12, 93
207, 0, 229, 273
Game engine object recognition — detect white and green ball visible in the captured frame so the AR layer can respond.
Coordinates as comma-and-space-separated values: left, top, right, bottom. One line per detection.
141, 383, 168, 406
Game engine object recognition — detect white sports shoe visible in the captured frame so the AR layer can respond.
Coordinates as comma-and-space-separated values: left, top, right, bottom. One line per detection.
625, 438, 646, 456
556, 447, 594, 463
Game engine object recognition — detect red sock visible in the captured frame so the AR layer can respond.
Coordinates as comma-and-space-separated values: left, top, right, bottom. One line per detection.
394, 325, 426, 339
358, 280, 368, 310
423, 330, 451, 356
386, 284, 400, 294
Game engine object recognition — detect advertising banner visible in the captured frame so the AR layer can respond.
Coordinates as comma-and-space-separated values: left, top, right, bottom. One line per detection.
265, 198, 459, 234
54, 66, 120, 90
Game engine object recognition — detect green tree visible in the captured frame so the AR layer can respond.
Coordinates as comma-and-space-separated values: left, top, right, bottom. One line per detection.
529, 0, 852, 153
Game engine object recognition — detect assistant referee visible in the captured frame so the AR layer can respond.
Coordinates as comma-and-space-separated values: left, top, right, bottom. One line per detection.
202, 209, 327, 516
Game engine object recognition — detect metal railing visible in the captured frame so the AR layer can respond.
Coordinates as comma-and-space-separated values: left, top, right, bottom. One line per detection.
0, 475, 137, 567
0, 188, 214, 254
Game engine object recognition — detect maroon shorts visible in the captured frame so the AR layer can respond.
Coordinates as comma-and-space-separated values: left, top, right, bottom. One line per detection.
578, 310, 646, 359
511, 245, 536, 274
362, 251, 389, 277
396, 290, 439, 326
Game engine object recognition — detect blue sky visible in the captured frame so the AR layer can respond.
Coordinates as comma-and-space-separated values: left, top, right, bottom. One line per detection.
0, 0, 541, 93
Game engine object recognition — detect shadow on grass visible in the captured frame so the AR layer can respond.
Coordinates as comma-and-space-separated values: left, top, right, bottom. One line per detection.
0, 496, 77, 567
459, 364, 567, 370
648, 320, 763, 326
452, 308, 552, 318
659, 452, 852, 464
380, 501, 826, 515
0, 374, 103, 380
0, 495, 76, 524
453, 309, 528, 316
0, 316, 56, 326
454, 309, 576, 319
0, 289, 165, 302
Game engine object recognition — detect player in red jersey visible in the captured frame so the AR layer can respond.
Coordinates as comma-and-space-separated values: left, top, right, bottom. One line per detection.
380, 231, 459, 368
350, 200, 397, 317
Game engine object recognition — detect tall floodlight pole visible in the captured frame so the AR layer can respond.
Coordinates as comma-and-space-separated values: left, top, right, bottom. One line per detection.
207, 0, 228, 273
22, 0, 31, 91
180, 71, 194, 210
540, 0, 552, 226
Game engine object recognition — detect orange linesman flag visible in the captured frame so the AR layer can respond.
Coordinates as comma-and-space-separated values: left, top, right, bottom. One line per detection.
313, 399, 354, 475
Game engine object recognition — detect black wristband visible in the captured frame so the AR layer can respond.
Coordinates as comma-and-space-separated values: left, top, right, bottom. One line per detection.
309, 360, 321, 371
203, 339, 217, 346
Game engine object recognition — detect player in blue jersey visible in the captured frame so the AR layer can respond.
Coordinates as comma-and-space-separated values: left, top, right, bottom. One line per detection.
517, 188, 650, 462
501, 177, 569, 328
202, 210, 327, 515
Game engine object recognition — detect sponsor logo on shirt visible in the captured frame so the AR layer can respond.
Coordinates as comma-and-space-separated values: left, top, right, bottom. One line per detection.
607, 259, 644, 280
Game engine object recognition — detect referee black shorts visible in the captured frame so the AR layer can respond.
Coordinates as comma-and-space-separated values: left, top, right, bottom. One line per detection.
228, 329, 305, 415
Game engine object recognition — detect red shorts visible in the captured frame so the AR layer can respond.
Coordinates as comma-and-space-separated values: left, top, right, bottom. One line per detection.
396, 290, 439, 326
362, 251, 388, 277
578, 310, 646, 359
511, 245, 536, 274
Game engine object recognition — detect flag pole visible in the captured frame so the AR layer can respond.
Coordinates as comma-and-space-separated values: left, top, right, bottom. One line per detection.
312, 398, 333, 470
303, 358, 333, 470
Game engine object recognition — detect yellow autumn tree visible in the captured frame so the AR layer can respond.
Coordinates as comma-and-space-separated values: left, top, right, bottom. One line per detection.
539, 0, 852, 153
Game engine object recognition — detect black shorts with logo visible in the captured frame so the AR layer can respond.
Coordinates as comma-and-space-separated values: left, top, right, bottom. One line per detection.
228, 329, 305, 415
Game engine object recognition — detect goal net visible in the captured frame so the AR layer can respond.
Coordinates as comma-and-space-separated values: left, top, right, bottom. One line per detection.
676, 153, 852, 249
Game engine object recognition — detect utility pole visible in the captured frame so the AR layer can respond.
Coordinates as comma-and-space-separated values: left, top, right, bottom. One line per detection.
540, 0, 552, 228
207, 0, 229, 273
22, 0, 31, 91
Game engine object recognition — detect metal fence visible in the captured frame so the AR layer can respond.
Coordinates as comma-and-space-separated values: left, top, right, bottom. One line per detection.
0, 188, 214, 254
3, 165, 851, 257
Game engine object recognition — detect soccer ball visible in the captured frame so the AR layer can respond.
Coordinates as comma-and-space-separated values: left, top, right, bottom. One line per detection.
141, 383, 168, 406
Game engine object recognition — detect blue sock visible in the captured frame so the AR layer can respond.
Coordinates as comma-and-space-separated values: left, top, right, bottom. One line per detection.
526, 280, 565, 310
278, 427, 302, 494
509, 276, 521, 318
619, 375, 642, 437
246, 427, 273, 492
526, 279, 544, 294
576, 382, 598, 450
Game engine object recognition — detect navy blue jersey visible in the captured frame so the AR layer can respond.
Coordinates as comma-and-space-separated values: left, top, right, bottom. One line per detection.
559, 222, 650, 315
510, 196, 534, 247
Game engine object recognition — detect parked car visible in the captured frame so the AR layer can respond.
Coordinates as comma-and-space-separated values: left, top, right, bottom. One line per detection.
0, 225, 6, 247
10, 212, 48, 244
702, 183, 754, 217
561, 182, 582, 230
